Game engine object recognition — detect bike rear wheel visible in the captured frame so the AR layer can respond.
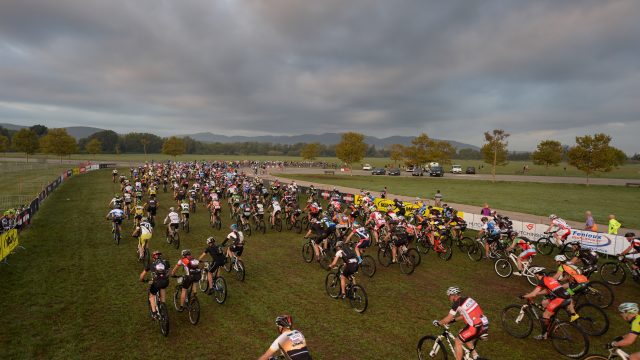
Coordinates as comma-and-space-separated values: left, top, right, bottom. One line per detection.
458, 236, 474, 253
173, 286, 182, 311
360, 255, 376, 277
407, 248, 421, 267
437, 239, 453, 261
198, 270, 209, 292
536, 237, 554, 255
399, 253, 415, 275
235, 260, 245, 281
467, 242, 483, 262
173, 233, 180, 249
349, 285, 368, 313
501, 304, 534, 338
188, 296, 200, 325
294, 219, 302, 234
275, 218, 282, 232
259, 219, 266, 234
599, 262, 626, 285
573, 303, 609, 336
213, 277, 227, 304
377, 246, 392, 267
158, 302, 169, 337
550, 322, 589, 359
582, 281, 614, 309
416, 335, 447, 360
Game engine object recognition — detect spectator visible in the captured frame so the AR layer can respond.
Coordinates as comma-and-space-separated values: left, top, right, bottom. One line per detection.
380, 186, 387, 199
480, 203, 492, 216
434, 190, 443, 207
608, 214, 621, 235
584, 211, 598, 232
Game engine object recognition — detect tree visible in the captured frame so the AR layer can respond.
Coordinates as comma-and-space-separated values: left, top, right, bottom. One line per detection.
29, 124, 48, 137
481, 129, 510, 183
335, 132, 367, 170
402, 133, 431, 167
85, 138, 102, 156
140, 136, 151, 157
457, 148, 482, 160
12, 128, 40, 162
389, 144, 405, 166
427, 140, 456, 165
0, 135, 9, 153
40, 128, 78, 162
567, 133, 625, 185
162, 136, 186, 158
300, 142, 321, 161
531, 140, 563, 172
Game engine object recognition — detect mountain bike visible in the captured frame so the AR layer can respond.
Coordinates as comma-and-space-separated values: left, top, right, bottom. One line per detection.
165, 226, 180, 249
172, 276, 200, 325
599, 257, 640, 286
137, 245, 150, 270
112, 221, 121, 245
468, 235, 506, 262
444, 227, 474, 253
198, 262, 227, 304
271, 212, 283, 232
223, 252, 246, 281
145, 279, 169, 337
536, 231, 567, 256
325, 267, 368, 313
583, 344, 632, 360
211, 212, 222, 230
377, 240, 416, 275
494, 251, 538, 286
253, 214, 266, 234
236, 214, 252, 236
181, 216, 190, 233
571, 281, 614, 309
301, 237, 333, 270
501, 298, 589, 358
416, 232, 453, 261
417, 322, 489, 360
556, 303, 609, 336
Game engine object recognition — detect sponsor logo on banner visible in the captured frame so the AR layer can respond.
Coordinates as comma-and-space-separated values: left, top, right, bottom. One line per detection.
0, 229, 19, 261
568, 230, 612, 248
526, 223, 534, 230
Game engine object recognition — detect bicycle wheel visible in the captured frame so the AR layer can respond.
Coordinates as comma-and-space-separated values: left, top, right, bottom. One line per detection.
524, 271, 538, 287
114, 228, 120, 245
259, 219, 266, 234
581, 356, 608, 360
494, 258, 513, 278
377, 246, 392, 267
415, 238, 430, 255
550, 322, 589, 359
416, 335, 447, 360
235, 260, 245, 281
437, 239, 453, 261
223, 258, 232, 273
360, 255, 376, 278
301, 217, 309, 231
573, 303, 609, 336
198, 270, 209, 292
302, 242, 314, 263
599, 262, 626, 285
158, 302, 169, 337
213, 277, 227, 304
275, 218, 282, 232
319, 251, 331, 271
174, 232, 180, 249
407, 248, 421, 267
399, 253, 415, 275
188, 296, 200, 325
467, 242, 483, 262
349, 285, 368, 313
500, 304, 533, 338
583, 281, 614, 309
294, 219, 302, 234
173, 286, 182, 311
286, 217, 293, 230
536, 237, 554, 255
325, 272, 340, 298
216, 219, 222, 231
561, 244, 579, 259
244, 222, 252, 236
458, 236, 474, 253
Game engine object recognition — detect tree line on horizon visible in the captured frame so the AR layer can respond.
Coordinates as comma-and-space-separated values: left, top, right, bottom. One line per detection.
0, 125, 632, 184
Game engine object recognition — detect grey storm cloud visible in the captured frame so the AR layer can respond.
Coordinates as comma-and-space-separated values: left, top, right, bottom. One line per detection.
0, 0, 639, 152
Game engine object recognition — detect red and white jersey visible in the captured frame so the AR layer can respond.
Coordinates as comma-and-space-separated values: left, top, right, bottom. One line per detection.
552, 218, 571, 230
449, 297, 489, 327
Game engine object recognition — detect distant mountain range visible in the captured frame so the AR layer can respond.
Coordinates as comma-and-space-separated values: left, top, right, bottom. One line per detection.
0, 123, 479, 150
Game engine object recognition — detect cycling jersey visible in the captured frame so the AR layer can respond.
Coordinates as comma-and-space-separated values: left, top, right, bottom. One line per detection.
147, 259, 169, 278
134, 206, 144, 216
449, 297, 489, 328
630, 238, 640, 252
124, 193, 132, 203
256, 203, 264, 214
631, 315, 640, 336
227, 230, 244, 246
180, 203, 190, 214
272, 202, 282, 212
557, 264, 588, 284
140, 221, 152, 232
147, 200, 157, 209
535, 276, 570, 299
165, 212, 180, 224
482, 221, 500, 236
109, 209, 124, 219
552, 218, 571, 230
269, 330, 312, 360
320, 218, 336, 230
576, 248, 598, 265
336, 247, 358, 276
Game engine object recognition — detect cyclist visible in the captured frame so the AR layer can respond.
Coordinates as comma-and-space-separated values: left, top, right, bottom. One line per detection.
133, 216, 153, 260
133, 203, 145, 227
258, 315, 312, 360
386, 219, 409, 264
553, 255, 589, 295
209, 197, 222, 224
344, 221, 371, 264
366, 205, 386, 245
433, 286, 489, 360
620, 232, 640, 276
163, 207, 180, 238
198, 237, 227, 295
328, 241, 359, 299
170, 249, 201, 311
269, 198, 282, 227
566, 242, 599, 276
106, 206, 125, 234
139, 250, 169, 319
546, 214, 572, 247
146, 197, 158, 224
478, 216, 501, 259
504, 231, 536, 275
608, 302, 640, 360
112, 168, 118, 182
252, 199, 265, 224
225, 224, 245, 262
179, 200, 190, 226
108, 193, 123, 209
521, 267, 579, 340
123, 191, 133, 216
239, 200, 252, 229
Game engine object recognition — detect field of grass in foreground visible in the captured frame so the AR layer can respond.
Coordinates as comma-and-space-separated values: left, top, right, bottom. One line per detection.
278, 174, 640, 230
0, 169, 638, 359
3, 153, 639, 179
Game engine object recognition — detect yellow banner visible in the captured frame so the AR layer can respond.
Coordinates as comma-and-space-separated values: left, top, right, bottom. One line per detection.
353, 195, 464, 218
73, 168, 80, 175
0, 229, 19, 261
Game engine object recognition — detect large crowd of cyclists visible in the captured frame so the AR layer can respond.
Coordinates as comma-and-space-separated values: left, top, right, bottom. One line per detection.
104, 160, 639, 360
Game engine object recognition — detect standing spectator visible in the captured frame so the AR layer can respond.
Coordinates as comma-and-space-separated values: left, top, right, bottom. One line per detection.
434, 190, 443, 207
584, 211, 598, 232
480, 203, 492, 216
608, 215, 621, 235
380, 186, 387, 199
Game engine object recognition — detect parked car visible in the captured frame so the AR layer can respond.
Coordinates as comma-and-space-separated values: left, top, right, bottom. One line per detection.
466, 166, 476, 174
429, 166, 444, 177
405, 166, 414, 173
372, 168, 386, 175
388, 168, 401, 176
412, 168, 424, 176
362, 163, 373, 171
451, 165, 462, 174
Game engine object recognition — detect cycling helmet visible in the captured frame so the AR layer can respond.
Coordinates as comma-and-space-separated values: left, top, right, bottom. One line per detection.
141, 217, 148, 222
152, 250, 162, 260
398, 215, 405, 221
115, 203, 121, 209
206, 236, 215, 245
335, 241, 344, 248
114, 193, 120, 198
624, 232, 636, 238
369, 205, 376, 212
549, 214, 557, 220
275, 315, 293, 328
480, 217, 488, 222
618, 302, 639, 314
530, 267, 547, 275
554, 255, 567, 263
569, 241, 581, 248
230, 224, 238, 231
169, 207, 175, 212
353, 221, 360, 227
508, 230, 518, 238
181, 249, 191, 257
446, 286, 462, 296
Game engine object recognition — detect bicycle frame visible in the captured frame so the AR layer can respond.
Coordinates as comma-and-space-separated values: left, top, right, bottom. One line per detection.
431, 325, 481, 360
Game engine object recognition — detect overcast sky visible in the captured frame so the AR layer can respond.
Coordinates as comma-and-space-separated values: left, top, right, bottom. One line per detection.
1, 0, 639, 152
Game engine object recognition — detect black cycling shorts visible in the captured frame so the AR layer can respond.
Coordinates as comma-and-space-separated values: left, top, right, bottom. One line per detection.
170, 223, 179, 229
208, 257, 226, 273
230, 245, 244, 257
148, 208, 157, 216
343, 263, 359, 277
150, 277, 169, 295
181, 273, 201, 289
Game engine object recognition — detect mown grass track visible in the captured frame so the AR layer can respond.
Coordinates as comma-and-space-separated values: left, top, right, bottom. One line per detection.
0, 169, 638, 359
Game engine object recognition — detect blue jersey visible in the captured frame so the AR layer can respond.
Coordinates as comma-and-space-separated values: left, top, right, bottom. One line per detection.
321, 218, 336, 230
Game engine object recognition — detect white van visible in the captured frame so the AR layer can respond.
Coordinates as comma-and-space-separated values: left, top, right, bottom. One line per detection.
451, 165, 462, 174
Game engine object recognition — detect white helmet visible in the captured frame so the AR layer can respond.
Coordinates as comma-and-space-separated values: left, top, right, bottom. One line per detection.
618, 302, 639, 314
530, 267, 546, 275
549, 214, 557, 220
554, 255, 567, 263
446, 286, 462, 296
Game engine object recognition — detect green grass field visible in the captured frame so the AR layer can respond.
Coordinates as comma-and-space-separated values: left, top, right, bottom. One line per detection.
277, 174, 640, 230
4, 153, 640, 179
1, 169, 638, 359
